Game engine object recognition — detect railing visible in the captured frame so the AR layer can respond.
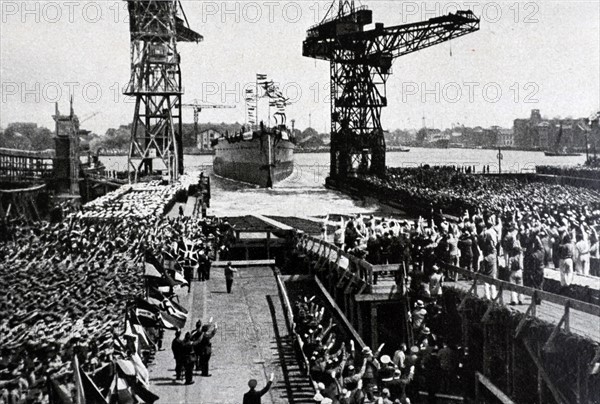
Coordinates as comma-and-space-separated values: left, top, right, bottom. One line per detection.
441, 261, 600, 319
294, 233, 374, 289
274, 271, 317, 394
0, 148, 54, 182
307, 5, 369, 32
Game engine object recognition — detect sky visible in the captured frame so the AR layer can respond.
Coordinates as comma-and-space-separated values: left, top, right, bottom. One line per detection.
1, 0, 599, 135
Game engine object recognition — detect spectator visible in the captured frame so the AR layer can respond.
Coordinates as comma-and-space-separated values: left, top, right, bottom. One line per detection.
558, 234, 575, 288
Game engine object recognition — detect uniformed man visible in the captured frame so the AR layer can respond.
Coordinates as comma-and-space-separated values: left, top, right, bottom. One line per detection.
224, 262, 237, 293
171, 329, 184, 380
195, 319, 218, 376
181, 332, 196, 385
243, 373, 274, 404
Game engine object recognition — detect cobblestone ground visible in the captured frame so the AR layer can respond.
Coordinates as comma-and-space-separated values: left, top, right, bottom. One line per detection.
147, 266, 297, 404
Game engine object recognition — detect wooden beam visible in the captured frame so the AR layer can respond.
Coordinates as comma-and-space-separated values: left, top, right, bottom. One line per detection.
543, 301, 570, 351
314, 275, 367, 349
371, 303, 378, 349
523, 339, 569, 404
482, 284, 503, 323
515, 294, 538, 339
475, 372, 517, 404
458, 275, 479, 311
355, 292, 405, 302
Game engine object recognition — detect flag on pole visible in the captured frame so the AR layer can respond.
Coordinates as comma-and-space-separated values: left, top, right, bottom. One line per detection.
256, 73, 267, 83
48, 378, 74, 404
72, 355, 108, 404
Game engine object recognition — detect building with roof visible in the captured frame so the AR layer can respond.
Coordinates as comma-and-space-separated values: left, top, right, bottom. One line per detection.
196, 129, 222, 151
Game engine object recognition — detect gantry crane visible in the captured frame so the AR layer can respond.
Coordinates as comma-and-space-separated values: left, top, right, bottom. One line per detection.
125, 0, 202, 183
181, 101, 236, 139
303, 0, 480, 177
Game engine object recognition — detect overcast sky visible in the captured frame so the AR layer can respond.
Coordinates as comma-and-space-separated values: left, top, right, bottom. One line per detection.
1, 1, 599, 135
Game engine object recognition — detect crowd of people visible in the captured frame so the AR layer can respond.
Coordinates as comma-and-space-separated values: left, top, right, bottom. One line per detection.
333, 167, 600, 286
0, 174, 231, 403
294, 296, 468, 404
537, 164, 600, 181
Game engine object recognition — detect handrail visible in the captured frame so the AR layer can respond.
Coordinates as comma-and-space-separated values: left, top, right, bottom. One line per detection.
274, 271, 317, 395
295, 233, 373, 287
441, 261, 600, 317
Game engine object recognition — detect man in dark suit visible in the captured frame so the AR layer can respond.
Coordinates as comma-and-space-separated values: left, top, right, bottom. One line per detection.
224, 262, 237, 293
171, 329, 184, 380
196, 319, 218, 376
243, 373, 274, 404
181, 332, 196, 385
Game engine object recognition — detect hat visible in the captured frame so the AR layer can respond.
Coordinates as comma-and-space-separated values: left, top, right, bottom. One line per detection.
380, 355, 391, 364
248, 379, 258, 388
422, 327, 431, 335
415, 300, 424, 308
394, 369, 402, 376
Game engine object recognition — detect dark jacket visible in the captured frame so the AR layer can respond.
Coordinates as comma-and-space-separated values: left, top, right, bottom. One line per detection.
242, 381, 272, 404
171, 337, 184, 360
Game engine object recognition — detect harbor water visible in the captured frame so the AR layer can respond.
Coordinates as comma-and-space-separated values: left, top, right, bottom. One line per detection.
100, 148, 587, 217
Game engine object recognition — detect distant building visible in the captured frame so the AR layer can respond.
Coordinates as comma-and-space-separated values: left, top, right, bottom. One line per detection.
513, 109, 589, 150
497, 128, 514, 147
196, 129, 222, 151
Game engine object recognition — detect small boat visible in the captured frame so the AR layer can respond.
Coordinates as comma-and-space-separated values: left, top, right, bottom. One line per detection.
397, 146, 410, 152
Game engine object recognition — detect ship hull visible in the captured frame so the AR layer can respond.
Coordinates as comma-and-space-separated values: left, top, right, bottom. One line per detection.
213, 135, 295, 187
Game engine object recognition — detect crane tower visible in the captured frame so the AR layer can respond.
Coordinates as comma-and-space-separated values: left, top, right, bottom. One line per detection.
303, 0, 480, 177
125, 0, 202, 183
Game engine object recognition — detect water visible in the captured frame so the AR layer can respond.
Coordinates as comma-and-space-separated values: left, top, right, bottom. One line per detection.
100, 148, 586, 218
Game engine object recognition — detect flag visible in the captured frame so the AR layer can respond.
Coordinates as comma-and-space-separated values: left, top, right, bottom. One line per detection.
91, 363, 115, 399
256, 73, 267, 83
130, 352, 150, 387
135, 308, 158, 328
111, 369, 158, 404
48, 378, 74, 404
134, 297, 160, 313
114, 375, 135, 404
126, 310, 154, 352
116, 359, 136, 378
72, 355, 108, 404
144, 252, 178, 287
168, 268, 188, 285
130, 380, 159, 404
143, 262, 162, 278
158, 311, 186, 330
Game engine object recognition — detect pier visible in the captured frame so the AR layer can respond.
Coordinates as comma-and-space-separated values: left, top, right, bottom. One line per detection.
147, 265, 311, 404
